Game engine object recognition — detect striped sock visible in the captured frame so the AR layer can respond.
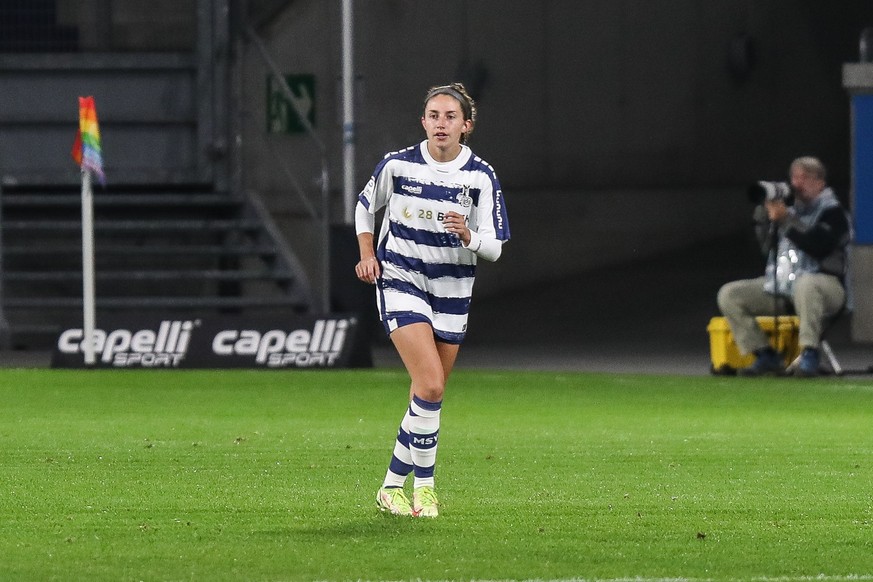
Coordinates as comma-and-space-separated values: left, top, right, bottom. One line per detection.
382, 409, 412, 488
408, 395, 441, 489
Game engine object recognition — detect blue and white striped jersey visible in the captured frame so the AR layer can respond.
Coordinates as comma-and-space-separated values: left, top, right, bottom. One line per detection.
358, 140, 510, 343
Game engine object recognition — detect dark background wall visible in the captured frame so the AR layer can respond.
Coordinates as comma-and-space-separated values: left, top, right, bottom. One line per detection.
2, 1, 870, 297
1, 0, 869, 347
345, 0, 862, 189
242, 0, 873, 296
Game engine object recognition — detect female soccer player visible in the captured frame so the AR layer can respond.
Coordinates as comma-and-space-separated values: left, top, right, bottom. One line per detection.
355, 82, 510, 517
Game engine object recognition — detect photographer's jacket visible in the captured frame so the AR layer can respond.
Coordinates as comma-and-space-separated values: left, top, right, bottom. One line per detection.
759, 187, 851, 292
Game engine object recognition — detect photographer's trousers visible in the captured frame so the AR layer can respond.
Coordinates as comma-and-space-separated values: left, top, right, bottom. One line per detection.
717, 273, 845, 354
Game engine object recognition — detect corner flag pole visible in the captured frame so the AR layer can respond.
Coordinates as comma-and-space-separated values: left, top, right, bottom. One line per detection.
341, 0, 356, 225
80, 169, 96, 365
72, 96, 105, 366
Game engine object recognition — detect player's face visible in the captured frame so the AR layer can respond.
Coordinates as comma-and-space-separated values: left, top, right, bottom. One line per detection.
421, 94, 471, 161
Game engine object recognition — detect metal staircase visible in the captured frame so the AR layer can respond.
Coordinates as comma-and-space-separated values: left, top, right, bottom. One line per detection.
0, 186, 312, 349
0, 1, 322, 351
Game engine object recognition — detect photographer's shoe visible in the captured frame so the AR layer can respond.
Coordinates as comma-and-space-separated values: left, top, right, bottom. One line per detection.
794, 347, 820, 377
739, 347, 784, 377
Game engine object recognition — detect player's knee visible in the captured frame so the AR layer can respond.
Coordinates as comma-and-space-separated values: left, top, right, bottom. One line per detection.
414, 377, 445, 403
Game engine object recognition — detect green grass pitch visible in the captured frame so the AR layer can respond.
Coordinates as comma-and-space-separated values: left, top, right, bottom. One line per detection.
1, 367, 872, 581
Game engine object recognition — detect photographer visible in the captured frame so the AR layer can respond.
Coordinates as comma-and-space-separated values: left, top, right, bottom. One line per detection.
717, 156, 851, 376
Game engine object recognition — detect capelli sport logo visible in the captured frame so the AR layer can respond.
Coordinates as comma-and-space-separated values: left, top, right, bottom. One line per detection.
212, 318, 352, 367
54, 317, 357, 369
57, 320, 197, 367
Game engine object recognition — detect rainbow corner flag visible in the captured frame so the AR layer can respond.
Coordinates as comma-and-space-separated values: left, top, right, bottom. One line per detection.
71, 96, 106, 185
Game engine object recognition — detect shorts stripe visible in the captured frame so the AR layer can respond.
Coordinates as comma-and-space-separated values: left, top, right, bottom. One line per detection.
381, 279, 470, 315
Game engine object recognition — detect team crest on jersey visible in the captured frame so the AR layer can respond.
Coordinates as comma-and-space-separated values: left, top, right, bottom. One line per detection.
456, 186, 473, 209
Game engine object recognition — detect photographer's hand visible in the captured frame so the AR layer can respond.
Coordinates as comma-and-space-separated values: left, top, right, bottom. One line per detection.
765, 199, 788, 223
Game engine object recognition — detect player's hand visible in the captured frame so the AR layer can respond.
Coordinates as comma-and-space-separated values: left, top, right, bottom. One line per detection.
442, 211, 471, 246
355, 256, 380, 284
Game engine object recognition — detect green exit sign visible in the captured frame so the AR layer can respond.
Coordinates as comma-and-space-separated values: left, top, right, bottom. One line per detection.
267, 74, 316, 134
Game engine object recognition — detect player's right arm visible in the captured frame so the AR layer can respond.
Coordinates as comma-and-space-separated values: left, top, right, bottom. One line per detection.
354, 159, 394, 284
355, 205, 380, 284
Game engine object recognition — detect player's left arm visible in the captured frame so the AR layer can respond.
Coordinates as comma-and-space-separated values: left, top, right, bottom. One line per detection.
463, 173, 509, 262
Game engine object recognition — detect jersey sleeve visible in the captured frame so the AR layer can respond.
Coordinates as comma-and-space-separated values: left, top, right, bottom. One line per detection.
357, 156, 395, 215
463, 229, 504, 261
464, 166, 510, 261
354, 199, 376, 235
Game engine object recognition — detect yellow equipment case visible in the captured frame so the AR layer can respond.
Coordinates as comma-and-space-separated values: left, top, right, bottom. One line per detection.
707, 316, 801, 374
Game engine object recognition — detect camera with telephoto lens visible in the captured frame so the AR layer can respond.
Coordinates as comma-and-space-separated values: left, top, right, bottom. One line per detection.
747, 180, 794, 206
